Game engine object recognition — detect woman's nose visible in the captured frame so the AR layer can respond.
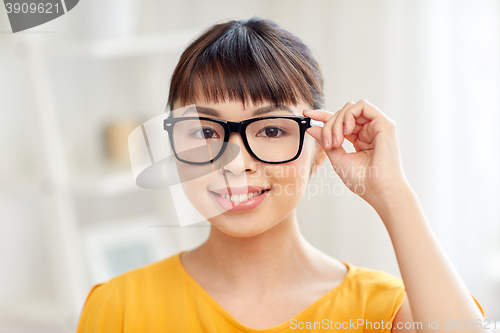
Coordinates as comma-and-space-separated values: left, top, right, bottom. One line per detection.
220, 132, 255, 176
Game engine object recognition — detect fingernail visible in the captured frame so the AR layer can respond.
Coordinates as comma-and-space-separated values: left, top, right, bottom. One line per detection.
323, 136, 329, 148
332, 135, 337, 147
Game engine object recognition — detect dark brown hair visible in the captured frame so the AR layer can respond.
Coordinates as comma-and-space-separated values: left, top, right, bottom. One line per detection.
167, 17, 324, 111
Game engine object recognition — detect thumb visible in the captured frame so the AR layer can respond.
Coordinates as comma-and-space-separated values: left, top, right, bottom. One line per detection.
306, 127, 347, 171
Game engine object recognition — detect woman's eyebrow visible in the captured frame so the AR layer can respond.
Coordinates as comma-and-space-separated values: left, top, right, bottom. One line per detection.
183, 106, 219, 116
252, 105, 294, 116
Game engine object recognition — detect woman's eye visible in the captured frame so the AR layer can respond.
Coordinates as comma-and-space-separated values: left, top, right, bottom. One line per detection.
194, 128, 220, 139
258, 127, 283, 138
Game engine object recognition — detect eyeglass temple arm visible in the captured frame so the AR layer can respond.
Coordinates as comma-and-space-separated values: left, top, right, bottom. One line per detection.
309, 119, 324, 128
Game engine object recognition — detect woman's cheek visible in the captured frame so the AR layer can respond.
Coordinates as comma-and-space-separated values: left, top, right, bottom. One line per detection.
179, 168, 228, 220
268, 164, 308, 201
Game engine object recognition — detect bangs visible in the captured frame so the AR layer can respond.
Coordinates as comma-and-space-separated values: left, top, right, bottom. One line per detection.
168, 18, 324, 110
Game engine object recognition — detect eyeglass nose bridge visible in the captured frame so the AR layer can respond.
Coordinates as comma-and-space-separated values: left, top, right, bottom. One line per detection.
225, 120, 245, 135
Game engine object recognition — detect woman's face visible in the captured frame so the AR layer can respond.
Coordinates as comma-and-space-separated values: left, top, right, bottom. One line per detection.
171, 99, 325, 237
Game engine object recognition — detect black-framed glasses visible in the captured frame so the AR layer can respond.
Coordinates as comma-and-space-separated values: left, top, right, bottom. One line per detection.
163, 115, 319, 165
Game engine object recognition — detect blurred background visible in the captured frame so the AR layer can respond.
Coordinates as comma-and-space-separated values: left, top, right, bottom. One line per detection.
1, 0, 499, 331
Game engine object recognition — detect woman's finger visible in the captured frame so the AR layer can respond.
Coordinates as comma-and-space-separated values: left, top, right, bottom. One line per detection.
302, 109, 335, 123
321, 102, 354, 149
306, 126, 348, 170
342, 110, 370, 140
351, 123, 363, 135
333, 99, 393, 148
329, 102, 355, 148
303, 109, 341, 149
352, 136, 373, 151
320, 110, 342, 149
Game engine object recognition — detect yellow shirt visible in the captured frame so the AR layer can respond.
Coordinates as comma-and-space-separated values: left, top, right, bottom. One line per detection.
77, 251, 484, 333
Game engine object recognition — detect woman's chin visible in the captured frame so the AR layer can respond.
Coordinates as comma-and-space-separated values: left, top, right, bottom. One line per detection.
208, 218, 277, 238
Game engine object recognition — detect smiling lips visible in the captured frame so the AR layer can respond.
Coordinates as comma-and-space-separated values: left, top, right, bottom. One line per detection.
210, 186, 271, 211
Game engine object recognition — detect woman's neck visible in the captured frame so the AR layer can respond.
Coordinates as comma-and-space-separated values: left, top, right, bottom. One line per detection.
182, 209, 322, 294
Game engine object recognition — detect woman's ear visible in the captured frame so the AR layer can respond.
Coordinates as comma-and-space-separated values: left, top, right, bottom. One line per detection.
309, 142, 328, 178
315, 144, 327, 168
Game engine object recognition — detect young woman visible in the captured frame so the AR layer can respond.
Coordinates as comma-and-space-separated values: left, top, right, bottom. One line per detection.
77, 17, 486, 332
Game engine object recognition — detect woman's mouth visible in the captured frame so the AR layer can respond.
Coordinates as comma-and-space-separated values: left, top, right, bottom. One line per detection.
209, 187, 271, 212
215, 189, 269, 203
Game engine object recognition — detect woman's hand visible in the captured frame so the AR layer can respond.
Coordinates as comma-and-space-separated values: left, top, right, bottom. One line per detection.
303, 99, 410, 207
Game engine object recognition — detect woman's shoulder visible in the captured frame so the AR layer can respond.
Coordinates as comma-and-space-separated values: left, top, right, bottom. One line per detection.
81, 251, 184, 307
344, 261, 405, 290
340, 261, 406, 318
77, 252, 186, 332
